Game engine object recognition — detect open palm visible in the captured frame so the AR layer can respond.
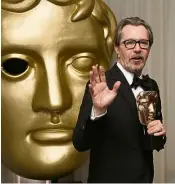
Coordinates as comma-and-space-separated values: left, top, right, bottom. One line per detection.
89, 65, 121, 110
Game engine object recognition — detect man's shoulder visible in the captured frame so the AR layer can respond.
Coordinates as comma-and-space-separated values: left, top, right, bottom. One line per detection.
149, 77, 158, 86
147, 76, 160, 91
105, 64, 117, 77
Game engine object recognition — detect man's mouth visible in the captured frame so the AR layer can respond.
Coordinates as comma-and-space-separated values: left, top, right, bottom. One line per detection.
131, 56, 144, 61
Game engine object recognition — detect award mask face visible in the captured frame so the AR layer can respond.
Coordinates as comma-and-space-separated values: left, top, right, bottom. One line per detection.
137, 91, 158, 125
1, 0, 116, 179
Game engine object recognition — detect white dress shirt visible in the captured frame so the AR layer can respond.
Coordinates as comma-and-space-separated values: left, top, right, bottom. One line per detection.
91, 62, 144, 120
117, 62, 144, 98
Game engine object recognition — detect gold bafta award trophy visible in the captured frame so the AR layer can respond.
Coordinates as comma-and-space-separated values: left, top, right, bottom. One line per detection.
1, 0, 117, 182
136, 91, 158, 126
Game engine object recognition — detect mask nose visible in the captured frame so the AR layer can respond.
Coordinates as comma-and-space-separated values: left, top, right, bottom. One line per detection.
32, 55, 72, 115
148, 103, 154, 113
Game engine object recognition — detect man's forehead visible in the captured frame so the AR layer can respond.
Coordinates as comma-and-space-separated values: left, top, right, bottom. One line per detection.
121, 25, 148, 39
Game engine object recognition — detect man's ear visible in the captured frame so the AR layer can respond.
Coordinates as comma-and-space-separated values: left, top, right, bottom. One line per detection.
114, 46, 120, 59
114, 45, 120, 54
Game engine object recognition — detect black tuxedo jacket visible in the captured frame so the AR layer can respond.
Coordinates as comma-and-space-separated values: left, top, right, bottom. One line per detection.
73, 64, 166, 183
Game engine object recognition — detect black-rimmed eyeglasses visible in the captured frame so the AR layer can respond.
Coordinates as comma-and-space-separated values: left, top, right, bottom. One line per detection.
120, 39, 150, 49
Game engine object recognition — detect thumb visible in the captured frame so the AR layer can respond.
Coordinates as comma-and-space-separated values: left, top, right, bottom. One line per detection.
112, 81, 121, 93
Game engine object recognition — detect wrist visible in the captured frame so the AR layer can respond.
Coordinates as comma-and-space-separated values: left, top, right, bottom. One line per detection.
93, 106, 107, 116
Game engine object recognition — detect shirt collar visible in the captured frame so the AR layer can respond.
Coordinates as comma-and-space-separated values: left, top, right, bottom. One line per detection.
116, 62, 143, 85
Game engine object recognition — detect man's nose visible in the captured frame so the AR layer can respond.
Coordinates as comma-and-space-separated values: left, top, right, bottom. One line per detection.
134, 43, 141, 52
32, 58, 72, 113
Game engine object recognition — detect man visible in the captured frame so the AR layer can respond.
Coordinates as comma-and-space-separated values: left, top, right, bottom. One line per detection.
73, 17, 166, 183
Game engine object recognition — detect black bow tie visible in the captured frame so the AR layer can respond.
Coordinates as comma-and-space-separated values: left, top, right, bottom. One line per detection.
130, 74, 151, 90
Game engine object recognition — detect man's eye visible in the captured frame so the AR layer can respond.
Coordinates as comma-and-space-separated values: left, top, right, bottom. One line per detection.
1, 53, 33, 79
126, 40, 135, 45
140, 41, 148, 45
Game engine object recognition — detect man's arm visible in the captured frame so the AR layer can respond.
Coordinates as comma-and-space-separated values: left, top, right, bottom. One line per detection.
72, 65, 121, 152
72, 82, 107, 152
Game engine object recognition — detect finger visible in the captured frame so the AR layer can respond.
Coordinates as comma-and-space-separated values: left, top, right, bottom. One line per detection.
89, 83, 98, 97
99, 66, 106, 82
89, 84, 95, 97
89, 71, 96, 87
147, 120, 160, 129
147, 125, 164, 135
148, 123, 163, 131
154, 130, 166, 136
92, 65, 100, 83
148, 127, 159, 133
112, 81, 121, 93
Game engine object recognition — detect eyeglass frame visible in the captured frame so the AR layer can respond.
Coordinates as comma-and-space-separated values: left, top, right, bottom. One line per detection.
120, 39, 151, 49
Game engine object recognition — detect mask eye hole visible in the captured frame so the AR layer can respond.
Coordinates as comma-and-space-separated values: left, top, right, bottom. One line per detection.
2, 58, 29, 76
1, 53, 34, 80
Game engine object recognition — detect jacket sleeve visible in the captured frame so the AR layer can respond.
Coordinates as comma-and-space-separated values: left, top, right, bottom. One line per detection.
151, 80, 166, 151
72, 82, 107, 152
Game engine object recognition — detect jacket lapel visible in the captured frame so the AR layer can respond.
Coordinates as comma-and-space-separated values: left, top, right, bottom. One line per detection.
108, 64, 138, 115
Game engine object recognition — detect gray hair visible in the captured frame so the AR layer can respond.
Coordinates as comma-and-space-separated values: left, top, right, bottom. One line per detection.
115, 17, 153, 47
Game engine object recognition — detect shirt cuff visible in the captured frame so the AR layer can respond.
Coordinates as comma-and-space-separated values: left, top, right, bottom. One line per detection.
90, 106, 107, 120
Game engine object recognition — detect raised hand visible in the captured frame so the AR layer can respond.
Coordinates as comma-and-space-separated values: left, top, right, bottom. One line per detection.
89, 65, 121, 116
